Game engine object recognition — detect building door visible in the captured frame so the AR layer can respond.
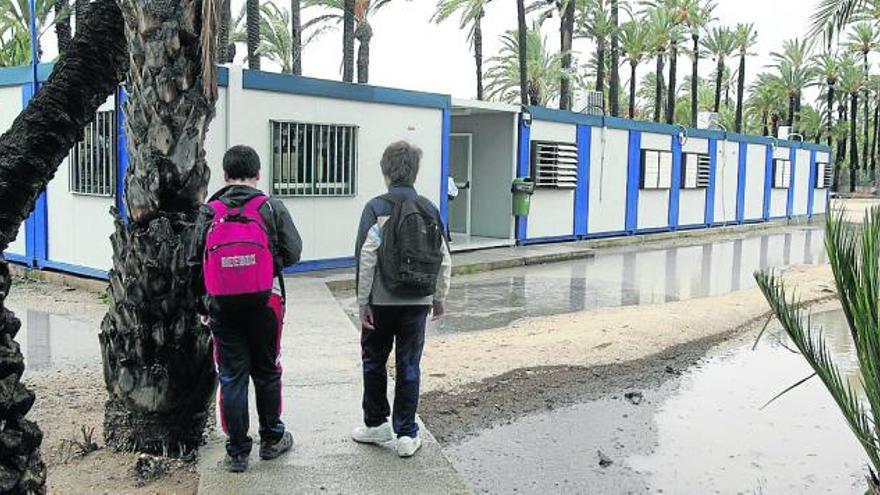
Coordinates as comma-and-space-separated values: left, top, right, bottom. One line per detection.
449, 133, 472, 235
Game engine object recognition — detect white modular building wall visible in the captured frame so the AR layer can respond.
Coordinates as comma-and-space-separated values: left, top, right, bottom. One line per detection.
813, 151, 831, 215
638, 133, 672, 230
678, 138, 709, 226
769, 147, 791, 218
792, 148, 811, 216
45, 95, 117, 272
0, 85, 26, 257
527, 120, 577, 239
713, 139, 740, 223
743, 143, 768, 220
587, 128, 628, 234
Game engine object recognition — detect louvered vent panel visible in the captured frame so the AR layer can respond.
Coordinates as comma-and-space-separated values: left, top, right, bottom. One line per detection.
696, 154, 711, 188
531, 141, 578, 189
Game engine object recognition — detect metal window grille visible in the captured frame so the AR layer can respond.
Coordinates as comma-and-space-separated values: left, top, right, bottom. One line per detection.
681, 153, 711, 189
815, 162, 832, 189
773, 159, 791, 189
271, 121, 358, 197
69, 110, 116, 196
640, 149, 673, 190
530, 141, 578, 189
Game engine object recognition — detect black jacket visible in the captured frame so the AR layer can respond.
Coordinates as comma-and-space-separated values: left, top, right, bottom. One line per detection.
189, 185, 302, 313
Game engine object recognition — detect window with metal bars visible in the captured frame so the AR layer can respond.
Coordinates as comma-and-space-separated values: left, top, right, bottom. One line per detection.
530, 141, 578, 189
815, 162, 832, 189
69, 110, 116, 196
772, 159, 791, 189
640, 149, 673, 190
681, 153, 711, 189
271, 121, 358, 197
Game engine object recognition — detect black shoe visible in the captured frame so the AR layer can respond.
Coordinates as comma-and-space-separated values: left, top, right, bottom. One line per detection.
260, 431, 294, 460
225, 454, 249, 473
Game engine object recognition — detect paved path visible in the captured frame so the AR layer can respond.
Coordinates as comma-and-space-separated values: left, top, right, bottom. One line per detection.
198, 279, 470, 494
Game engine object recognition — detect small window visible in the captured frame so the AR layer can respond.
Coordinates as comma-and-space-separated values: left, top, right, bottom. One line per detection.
681, 153, 711, 189
69, 110, 116, 196
640, 149, 673, 190
531, 141, 578, 189
271, 121, 358, 197
773, 159, 791, 189
815, 162, 832, 189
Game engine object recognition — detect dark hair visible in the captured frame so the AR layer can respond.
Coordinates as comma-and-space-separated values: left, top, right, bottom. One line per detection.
223, 145, 261, 180
380, 141, 422, 186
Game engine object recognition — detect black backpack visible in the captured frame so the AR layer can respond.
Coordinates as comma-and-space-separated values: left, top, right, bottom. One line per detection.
378, 193, 445, 297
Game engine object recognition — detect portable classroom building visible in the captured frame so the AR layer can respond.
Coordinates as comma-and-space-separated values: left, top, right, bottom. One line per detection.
0, 64, 831, 280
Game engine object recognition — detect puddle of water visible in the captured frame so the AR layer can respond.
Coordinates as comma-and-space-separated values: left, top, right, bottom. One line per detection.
12, 309, 100, 371
339, 227, 827, 334
446, 310, 869, 494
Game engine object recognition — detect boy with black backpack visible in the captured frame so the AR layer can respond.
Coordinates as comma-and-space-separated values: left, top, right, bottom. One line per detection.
352, 141, 452, 458
189, 145, 302, 473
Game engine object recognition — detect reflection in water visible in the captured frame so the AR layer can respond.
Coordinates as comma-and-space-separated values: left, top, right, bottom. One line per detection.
436, 227, 828, 334
447, 310, 866, 494
15, 310, 98, 371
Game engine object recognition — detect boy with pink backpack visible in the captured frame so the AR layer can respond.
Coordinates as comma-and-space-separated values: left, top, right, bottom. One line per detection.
189, 145, 301, 473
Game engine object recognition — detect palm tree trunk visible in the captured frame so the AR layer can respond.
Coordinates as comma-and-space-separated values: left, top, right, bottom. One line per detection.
292, 0, 302, 74
690, 34, 699, 127
871, 100, 879, 179
713, 59, 724, 113
355, 20, 372, 84
75, 0, 89, 32
102, 0, 219, 455
654, 53, 664, 122
863, 91, 870, 177
559, 0, 574, 110
246, 0, 261, 70
629, 60, 637, 119
0, 1, 125, 490
735, 53, 746, 132
517, 0, 528, 106
343, 0, 356, 82
218, 0, 230, 63
596, 37, 607, 99
851, 91, 859, 193
827, 82, 835, 147
55, 0, 72, 55
609, 0, 620, 117
474, 11, 484, 100
761, 111, 768, 136
666, 42, 677, 124
835, 102, 847, 192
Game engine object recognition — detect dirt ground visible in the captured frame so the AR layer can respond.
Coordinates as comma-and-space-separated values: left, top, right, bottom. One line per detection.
7, 279, 198, 495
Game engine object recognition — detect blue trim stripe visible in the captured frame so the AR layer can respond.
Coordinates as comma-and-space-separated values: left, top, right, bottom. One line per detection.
705, 138, 718, 225
285, 257, 355, 273
515, 116, 531, 242
218, 66, 229, 87
0, 63, 53, 87
519, 235, 579, 245
625, 130, 642, 234
807, 150, 817, 217
574, 125, 591, 237
242, 69, 450, 110
668, 134, 683, 229
440, 109, 451, 225
116, 87, 129, 223
3, 252, 29, 265
786, 147, 796, 219
527, 106, 604, 127
735, 142, 747, 224
584, 230, 629, 240
763, 145, 773, 221
39, 260, 108, 280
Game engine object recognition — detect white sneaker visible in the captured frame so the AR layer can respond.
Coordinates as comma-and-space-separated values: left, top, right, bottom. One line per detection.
395, 435, 422, 457
351, 423, 394, 445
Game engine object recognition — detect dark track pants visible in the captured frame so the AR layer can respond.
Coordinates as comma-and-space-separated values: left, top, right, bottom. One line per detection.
210, 294, 286, 457
361, 305, 429, 438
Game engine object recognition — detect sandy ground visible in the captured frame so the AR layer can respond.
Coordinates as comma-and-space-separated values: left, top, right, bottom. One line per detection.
831, 197, 880, 223
7, 279, 198, 495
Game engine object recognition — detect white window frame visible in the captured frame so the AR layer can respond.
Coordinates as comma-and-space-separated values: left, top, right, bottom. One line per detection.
69, 109, 116, 197
640, 149, 673, 190
271, 120, 358, 197
773, 159, 792, 189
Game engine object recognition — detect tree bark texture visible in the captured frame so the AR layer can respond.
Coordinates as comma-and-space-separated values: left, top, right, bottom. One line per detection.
474, 11, 484, 100
55, 0, 72, 55
835, 103, 846, 192
516, 0, 528, 105
343, 0, 355, 82
559, 0, 574, 110
713, 58, 724, 113
609, 0, 620, 117
654, 53, 664, 122
218, 0, 230, 63
629, 61, 637, 119
851, 92, 859, 192
690, 35, 698, 127
246, 0, 261, 70
101, 0, 218, 456
355, 20, 372, 84
0, 0, 126, 491
665, 43, 677, 124
735, 54, 745, 133
75, 0, 90, 32
596, 37, 606, 97
292, 0, 302, 74
872, 101, 879, 179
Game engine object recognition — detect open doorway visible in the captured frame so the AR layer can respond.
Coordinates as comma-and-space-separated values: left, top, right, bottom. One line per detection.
448, 99, 519, 251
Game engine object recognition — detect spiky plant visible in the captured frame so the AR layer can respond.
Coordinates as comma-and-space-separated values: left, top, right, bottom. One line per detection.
756, 208, 880, 494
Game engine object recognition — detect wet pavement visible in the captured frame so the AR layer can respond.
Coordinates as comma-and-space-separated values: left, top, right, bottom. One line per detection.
12, 309, 99, 371
338, 226, 827, 334
445, 310, 868, 494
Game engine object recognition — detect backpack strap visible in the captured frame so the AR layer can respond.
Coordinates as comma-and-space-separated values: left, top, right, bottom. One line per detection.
241, 195, 270, 228
379, 193, 405, 208
208, 199, 228, 220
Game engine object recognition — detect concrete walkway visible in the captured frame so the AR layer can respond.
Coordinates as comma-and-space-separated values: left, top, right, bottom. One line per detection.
197, 279, 470, 494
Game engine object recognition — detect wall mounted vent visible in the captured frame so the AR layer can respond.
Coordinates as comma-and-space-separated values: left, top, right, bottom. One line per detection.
682, 153, 711, 189
531, 141, 578, 189
640, 149, 673, 190
815, 162, 832, 189
773, 159, 792, 189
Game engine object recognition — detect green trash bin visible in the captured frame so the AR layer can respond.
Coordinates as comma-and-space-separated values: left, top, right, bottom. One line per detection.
511, 177, 535, 216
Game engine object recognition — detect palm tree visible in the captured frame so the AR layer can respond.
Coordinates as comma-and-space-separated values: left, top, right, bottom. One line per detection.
0, 0, 56, 61
683, 0, 715, 127
811, 52, 841, 149
846, 21, 878, 174
809, 0, 869, 39
798, 105, 825, 142
747, 73, 786, 136
432, 0, 490, 100
637, 70, 662, 118
560, 0, 576, 110
74, 0, 86, 28
485, 24, 568, 106
577, 0, 614, 106
54, 0, 70, 55
292, 0, 302, 73
620, 19, 650, 118
756, 207, 880, 495
0, 1, 126, 490
219, 0, 231, 63
343, 0, 354, 81
733, 22, 757, 133
101, 0, 221, 455
234, 3, 297, 73
771, 38, 814, 132
645, 6, 673, 122
609, 0, 620, 116
246, 0, 261, 69
701, 25, 735, 113
839, 54, 864, 191
517, 0, 528, 105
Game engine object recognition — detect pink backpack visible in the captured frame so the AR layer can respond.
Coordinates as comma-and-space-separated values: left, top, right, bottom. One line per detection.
203, 195, 274, 306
